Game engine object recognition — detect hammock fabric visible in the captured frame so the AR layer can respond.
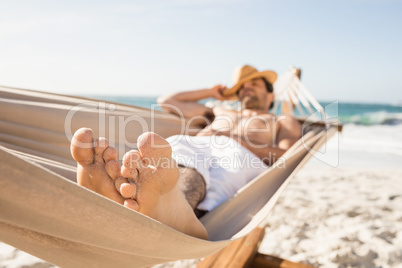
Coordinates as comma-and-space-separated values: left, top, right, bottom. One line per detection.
0, 84, 338, 267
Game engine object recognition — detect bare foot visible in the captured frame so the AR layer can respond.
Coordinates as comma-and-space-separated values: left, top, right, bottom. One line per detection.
120, 132, 208, 240
71, 128, 125, 204
71, 128, 208, 240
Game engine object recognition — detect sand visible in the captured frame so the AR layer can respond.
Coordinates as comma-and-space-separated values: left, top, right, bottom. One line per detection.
259, 166, 402, 268
1, 125, 402, 267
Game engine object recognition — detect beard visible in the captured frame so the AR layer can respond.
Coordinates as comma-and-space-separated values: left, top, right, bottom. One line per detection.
241, 95, 261, 109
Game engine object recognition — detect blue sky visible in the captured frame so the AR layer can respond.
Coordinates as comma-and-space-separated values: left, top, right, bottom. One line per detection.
0, 0, 401, 103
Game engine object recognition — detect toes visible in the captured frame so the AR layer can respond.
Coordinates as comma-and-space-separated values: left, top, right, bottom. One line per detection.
122, 150, 142, 180
137, 132, 172, 166
114, 177, 128, 193
94, 138, 109, 164
121, 167, 139, 181
124, 199, 140, 211
103, 146, 120, 181
121, 182, 137, 199
103, 145, 120, 181
71, 128, 95, 165
114, 177, 137, 198
103, 146, 117, 162
105, 160, 121, 181
120, 150, 142, 199
136, 132, 179, 187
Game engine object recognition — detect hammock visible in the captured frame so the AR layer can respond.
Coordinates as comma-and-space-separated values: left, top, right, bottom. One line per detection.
0, 71, 339, 267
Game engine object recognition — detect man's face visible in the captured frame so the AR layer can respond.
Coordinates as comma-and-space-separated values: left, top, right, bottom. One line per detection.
238, 78, 270, 110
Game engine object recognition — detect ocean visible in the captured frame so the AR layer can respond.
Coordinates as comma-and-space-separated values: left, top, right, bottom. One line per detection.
91, 95, 402, 126
88, 95, 402, 159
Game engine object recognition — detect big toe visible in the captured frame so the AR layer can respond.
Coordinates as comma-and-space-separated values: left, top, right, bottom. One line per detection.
137, 132, 172, 166
137, 132, 179, 184
71, 128, 95, 165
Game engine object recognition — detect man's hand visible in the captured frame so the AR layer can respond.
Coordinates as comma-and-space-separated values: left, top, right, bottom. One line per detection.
210, 85, 230, 100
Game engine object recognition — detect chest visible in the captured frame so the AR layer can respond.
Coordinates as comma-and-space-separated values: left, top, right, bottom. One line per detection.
211, 113, 276, 135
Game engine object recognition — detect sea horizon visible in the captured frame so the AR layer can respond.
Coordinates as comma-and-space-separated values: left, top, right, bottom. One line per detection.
84, 94, 402, 127
86, 94, 402, 106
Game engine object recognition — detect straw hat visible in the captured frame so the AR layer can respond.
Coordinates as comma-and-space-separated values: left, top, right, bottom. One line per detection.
224, 65, 277, 96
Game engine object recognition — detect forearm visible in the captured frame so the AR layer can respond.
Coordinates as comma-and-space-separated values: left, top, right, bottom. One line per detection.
157, 85, 229, 121
157, 88, 216, 121
158, 88, 215, 103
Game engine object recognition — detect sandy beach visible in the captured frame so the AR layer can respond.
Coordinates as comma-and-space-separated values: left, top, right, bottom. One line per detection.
259, 166, 402, 268
1, 124, 402, 268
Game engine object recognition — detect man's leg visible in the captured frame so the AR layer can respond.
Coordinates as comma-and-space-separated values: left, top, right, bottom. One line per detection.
177, 165, 207, 217
71, 128, 208, 239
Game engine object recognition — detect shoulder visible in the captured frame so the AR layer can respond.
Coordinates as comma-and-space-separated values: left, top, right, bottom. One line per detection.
277, 115, 302, 135
277, 114, 300, 125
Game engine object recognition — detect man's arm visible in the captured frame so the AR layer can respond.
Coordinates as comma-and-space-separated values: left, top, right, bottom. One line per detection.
276, 115, 302, 151
239, 115, 301, 164
157, 85, 227, 121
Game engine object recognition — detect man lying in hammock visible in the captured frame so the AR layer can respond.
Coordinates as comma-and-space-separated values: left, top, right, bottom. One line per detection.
70, 65, 302, 240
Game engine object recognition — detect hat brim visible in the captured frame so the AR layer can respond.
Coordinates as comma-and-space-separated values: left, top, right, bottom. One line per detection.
224, 70, 277, 97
